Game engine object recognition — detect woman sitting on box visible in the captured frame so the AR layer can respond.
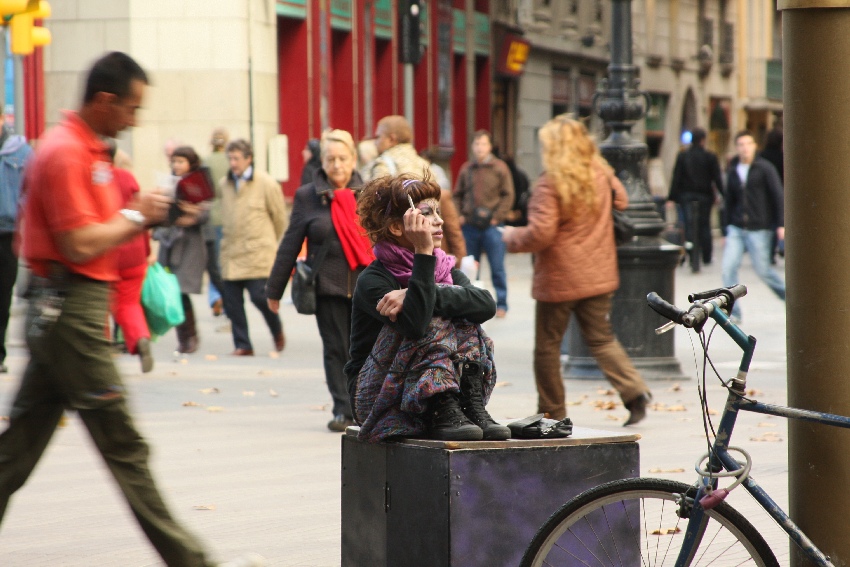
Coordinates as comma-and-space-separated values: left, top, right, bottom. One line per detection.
345, 174, 510, 443
153, 146, 211, 354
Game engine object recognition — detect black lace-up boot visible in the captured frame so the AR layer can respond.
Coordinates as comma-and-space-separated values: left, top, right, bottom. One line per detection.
427, 393, 483, 441
458, 361, 511, 440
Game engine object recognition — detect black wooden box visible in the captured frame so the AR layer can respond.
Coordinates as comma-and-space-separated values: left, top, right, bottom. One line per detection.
341, 427, 640, 566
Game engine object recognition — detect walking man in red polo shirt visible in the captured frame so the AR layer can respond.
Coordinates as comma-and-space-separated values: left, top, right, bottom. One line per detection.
0, 52, 262, 567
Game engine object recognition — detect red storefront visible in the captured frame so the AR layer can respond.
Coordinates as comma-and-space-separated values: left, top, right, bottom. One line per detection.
276, 0, 492, 198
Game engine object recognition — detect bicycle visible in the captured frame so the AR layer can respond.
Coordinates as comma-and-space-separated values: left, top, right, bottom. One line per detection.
520, 284, 848, 567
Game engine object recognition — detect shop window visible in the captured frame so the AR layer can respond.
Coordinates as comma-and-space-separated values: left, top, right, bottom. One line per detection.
552, 68, 571, 117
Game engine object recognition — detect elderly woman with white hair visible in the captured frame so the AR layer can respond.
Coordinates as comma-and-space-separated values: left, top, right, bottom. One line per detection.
266, 129, 373, 432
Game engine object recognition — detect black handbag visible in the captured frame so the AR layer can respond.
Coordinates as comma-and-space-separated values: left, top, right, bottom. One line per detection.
291, 236, 332, 315
507, 414, 573, 439
470, 205, 494, 230
611, 188, 635, 246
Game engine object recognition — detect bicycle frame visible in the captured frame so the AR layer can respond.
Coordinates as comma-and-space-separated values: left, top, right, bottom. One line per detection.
676, 304, 850, 567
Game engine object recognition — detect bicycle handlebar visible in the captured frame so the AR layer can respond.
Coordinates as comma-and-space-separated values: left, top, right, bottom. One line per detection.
647, 285, 748, 329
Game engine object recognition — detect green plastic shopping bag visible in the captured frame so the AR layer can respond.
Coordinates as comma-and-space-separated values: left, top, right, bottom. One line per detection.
141, 263, 185, 338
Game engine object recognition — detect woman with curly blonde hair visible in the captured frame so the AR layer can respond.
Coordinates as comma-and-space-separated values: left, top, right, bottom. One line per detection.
502, 115, 652, 426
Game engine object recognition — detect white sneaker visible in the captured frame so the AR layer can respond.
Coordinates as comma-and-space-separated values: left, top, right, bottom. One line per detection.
218, 552, 266, 567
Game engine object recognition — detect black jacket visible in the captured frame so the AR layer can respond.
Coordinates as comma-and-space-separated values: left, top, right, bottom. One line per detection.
668, 145, 724, 203
344, 254, 496, 396
722, 156, 784, 231
266, 169, 365, 301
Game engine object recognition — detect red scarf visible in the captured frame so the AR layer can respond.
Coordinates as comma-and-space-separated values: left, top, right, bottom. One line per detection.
331, 189, 375, 270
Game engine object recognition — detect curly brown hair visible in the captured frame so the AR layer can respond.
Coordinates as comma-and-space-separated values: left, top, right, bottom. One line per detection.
357, 173, 442, 244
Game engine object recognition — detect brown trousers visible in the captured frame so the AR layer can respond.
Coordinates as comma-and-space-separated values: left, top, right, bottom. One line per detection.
534, 293, 649, 420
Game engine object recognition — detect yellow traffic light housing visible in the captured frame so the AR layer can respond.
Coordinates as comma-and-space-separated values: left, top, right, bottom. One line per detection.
9, 0, 51, 55
0, 0, 29, 16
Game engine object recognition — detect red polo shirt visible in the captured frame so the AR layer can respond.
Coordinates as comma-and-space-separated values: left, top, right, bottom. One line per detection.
21, 111, 120, 281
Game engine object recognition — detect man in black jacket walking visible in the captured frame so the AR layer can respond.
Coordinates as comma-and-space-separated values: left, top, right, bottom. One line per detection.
668, 128, 723, 271
721, 130, 785, 320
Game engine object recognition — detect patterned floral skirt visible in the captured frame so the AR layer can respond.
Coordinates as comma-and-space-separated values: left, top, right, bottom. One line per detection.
354, 316, 496, 443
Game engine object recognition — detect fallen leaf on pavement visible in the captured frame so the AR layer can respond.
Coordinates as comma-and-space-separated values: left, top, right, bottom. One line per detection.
593, 400, 617, 410
708, 409, 719, 415
269, 351, 280, 359
179, 358, 188, 365
746, 388, 762, 396
207, 406, 224, 412
751, 432, 782, 442
597, 389, 616, 396
0, 415, 8, 421
665, 405, 687, 412
648, 468, 686, 473
494, 381, 512, 388
200, 388, 220, 394
310, 404, 330, 411
651, 527, 681, 536
243, 390, 255, 396
269, 389, 279, 397
204, 355, 218, 361
605, 414, 623, 421
257, 370, 274, 375
193, 504, 216, 511
668, 383, 682, 392
182, 401, 201, 407
757, 422, 776, 428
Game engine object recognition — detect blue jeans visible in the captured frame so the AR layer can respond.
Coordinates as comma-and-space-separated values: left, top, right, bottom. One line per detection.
721, 226, 786, 318
461, 224, 508, 311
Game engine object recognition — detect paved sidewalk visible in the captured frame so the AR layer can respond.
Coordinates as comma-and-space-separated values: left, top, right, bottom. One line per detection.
0, 248, 791, 566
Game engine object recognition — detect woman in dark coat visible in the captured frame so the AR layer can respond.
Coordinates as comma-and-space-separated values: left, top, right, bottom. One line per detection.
153, 146, 210, 354
266, 130, 373, 431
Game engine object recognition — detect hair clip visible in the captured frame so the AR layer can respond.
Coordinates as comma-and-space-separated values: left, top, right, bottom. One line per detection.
402, 179, 419, 190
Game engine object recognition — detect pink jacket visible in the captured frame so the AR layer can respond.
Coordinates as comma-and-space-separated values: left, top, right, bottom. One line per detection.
504, 162, 628, 302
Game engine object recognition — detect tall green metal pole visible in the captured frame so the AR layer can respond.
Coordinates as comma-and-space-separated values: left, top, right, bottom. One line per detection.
782, 2, 850, 564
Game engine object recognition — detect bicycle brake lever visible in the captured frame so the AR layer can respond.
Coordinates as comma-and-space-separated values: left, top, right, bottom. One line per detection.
655, 321, 677, 335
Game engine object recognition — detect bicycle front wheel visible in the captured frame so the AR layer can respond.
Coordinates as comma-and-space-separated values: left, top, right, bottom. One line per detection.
521, 478, 778, 567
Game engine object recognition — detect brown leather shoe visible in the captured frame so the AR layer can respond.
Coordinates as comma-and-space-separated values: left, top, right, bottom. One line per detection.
231, 348, 254, 356
273, 332, 285, 352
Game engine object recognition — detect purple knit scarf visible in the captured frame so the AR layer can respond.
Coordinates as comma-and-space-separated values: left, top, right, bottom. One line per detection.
373, 241, 455, 288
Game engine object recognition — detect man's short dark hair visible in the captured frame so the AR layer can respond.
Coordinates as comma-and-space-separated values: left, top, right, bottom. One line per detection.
472, 129, 492, 143
226, 139, 253, 159
691, 128, 707, 145
734, 130, 755, 142
83, 52, 149, 104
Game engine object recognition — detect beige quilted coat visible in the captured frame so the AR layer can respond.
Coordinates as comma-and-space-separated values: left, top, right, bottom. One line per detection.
503, 163, 628, 302
219, 169, 288, 281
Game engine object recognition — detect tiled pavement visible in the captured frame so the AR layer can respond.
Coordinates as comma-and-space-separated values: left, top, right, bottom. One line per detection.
0, 247, 793, 566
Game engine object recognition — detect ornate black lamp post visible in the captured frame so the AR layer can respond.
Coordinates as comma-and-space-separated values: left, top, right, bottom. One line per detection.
564, 0, 685, 381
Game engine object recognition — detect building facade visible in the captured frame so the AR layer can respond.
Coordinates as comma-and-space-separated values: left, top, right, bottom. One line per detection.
275, 0, 492, 197
492, 0, 782, 196
33, 0, 492, 198
29, 0, 780, 197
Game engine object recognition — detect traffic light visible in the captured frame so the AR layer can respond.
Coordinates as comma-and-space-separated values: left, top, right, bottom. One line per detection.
398, 0, 421, 65
9, 0, 51, 55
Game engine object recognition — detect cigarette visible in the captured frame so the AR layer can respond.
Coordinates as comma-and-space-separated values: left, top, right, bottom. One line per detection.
407, 195, 416, 210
